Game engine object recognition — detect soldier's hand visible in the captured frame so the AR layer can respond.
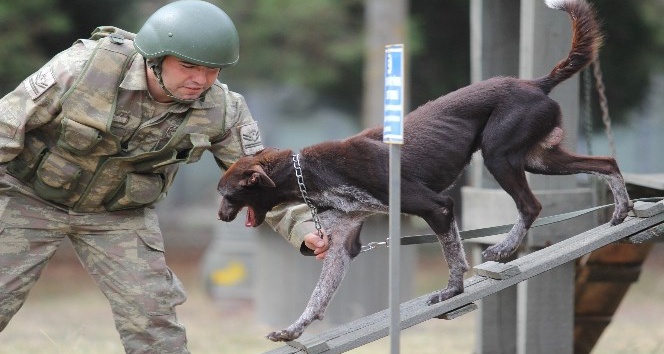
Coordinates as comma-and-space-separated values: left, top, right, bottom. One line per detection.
303, 231, 329, 260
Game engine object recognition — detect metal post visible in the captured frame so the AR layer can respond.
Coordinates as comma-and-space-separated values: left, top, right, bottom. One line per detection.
384, 44, 405, 354
388, 144, 401, 353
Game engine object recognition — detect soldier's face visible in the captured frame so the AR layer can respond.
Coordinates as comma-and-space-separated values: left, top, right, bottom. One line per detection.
158, 56, 220, 101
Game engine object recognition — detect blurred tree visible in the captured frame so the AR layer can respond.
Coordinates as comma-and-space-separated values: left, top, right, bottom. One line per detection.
38, 0, 142, 54
1, 0, 660, 127
639, 0, 664, 67
217, 0, 470, 117
0, 0, 140, 94
0, 0, 69, 93
586, 0, 659, 128
408, 0, 470, 108
216, 0, 365, 113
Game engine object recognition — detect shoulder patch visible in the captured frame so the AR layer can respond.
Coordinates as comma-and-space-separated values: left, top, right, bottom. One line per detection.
23, 65, 56, 100
239, 121, 264, 155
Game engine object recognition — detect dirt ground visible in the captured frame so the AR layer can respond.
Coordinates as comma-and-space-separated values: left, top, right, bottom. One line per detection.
0, 242, 662, 354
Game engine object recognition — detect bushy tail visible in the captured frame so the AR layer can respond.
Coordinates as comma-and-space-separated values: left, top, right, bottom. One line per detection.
535, 0, 603, 94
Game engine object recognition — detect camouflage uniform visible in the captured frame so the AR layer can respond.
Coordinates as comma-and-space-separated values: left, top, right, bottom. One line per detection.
0, 28, 265, 353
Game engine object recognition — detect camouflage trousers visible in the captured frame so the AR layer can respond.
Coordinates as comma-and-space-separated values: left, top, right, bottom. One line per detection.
0, 191, 190, 354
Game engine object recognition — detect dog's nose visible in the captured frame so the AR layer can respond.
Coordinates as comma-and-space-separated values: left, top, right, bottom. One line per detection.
217, 209, 235, 222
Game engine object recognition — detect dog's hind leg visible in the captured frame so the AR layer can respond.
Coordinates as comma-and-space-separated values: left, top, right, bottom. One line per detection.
266, 220, 362, 342
481, 156, 542, 261
403, 194, 469, 305
526, 145, 632, 225
426, 217, 469, 305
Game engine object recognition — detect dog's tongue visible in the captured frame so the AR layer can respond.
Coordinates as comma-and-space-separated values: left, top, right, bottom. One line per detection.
245, 207, 256, 227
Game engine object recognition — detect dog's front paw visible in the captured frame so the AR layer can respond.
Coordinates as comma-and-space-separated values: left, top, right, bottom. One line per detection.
426, 286, 462, 306
266, 328, 303, 342
482, 244, 515, 261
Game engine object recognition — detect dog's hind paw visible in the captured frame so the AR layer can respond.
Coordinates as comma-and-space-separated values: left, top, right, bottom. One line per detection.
426, 286, 462, 306
266, 329, 303, 342
610, 200, 633, 226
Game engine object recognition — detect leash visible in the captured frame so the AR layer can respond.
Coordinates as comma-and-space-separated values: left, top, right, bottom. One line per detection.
359, 197, 664, 253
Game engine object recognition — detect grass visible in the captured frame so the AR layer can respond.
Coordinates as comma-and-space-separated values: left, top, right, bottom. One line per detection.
0, 244, 662, 353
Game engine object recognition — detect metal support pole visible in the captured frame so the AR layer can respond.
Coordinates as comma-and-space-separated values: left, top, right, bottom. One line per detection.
384, 43, 405, 354
388, 144, 401, 353
389, 144, 401, 354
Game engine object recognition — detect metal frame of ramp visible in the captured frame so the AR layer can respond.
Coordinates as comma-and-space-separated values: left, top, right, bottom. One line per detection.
264, 202, 664, 354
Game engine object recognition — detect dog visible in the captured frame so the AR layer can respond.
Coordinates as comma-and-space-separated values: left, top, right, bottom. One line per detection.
216, 0, 631, 342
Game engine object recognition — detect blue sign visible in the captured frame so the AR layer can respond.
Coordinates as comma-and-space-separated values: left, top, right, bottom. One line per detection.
383, 44, 404, 144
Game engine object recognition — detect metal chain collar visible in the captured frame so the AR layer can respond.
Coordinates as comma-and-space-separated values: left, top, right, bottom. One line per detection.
292, 154, 324, 239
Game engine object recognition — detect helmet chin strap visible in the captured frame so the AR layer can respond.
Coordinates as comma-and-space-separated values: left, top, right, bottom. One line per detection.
147, 58, 209, 104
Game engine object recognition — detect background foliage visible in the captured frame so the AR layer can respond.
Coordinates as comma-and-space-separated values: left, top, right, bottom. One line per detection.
1, 0, 663, 127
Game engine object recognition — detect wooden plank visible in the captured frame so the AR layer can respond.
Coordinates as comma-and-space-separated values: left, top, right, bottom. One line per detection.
622, 223, 664, 243
264, 214, 664, 354
581, 243, 655, 263
573, 242, 654, 354
437, 303, 478, 320
629, 200, 664, 218
576, 264, 643, 283
474, 261, 521, 280
287, 337, 330, 354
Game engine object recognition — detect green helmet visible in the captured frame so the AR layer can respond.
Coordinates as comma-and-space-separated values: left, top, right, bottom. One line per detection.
134, 0, 239, 68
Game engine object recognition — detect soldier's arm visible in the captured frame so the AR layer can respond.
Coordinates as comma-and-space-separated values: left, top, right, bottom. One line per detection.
265, 203, 314, 247
0, 44, 89, 164
265, 203, 329, 258
209, 88, 263, 169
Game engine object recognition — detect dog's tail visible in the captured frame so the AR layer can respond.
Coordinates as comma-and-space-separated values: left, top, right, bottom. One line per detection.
534, 0, 603, 94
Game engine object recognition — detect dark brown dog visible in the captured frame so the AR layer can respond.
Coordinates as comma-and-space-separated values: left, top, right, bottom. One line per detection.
217, 0, 631, 342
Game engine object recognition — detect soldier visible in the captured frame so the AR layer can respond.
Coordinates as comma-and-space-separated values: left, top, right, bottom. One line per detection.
0, 0, 328, 352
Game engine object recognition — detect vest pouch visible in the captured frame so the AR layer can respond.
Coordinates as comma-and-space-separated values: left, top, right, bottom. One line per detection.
33, 152, 82, 204
132, 134, 211, 172
6, 136, 48, 181
181, 133, 211, 164
104, 173, 164, 211
57, 118, 103, 155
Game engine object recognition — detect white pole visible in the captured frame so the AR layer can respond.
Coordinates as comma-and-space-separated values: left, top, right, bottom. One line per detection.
384, 44, 404, 354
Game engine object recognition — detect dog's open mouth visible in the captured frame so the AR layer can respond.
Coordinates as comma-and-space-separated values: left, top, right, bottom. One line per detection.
245, 206, 257, 227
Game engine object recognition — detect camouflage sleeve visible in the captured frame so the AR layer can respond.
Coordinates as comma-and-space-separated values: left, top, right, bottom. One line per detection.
0, 42, 90, 163
209, 88, 264, 169
265, 202, 315, 250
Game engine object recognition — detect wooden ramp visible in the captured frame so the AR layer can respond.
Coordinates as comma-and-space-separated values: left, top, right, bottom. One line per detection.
573, 202, 664, 354
573, 242, 655, 354
264, 203, 664, 354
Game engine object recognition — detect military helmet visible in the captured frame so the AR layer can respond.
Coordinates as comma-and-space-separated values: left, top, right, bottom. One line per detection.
134, 0, 239, 68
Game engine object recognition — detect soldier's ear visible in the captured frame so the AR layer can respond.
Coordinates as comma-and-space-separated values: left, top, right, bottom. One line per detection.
240, 165, 275, 188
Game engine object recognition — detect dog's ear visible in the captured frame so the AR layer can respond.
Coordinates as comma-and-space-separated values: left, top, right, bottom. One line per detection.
241, 165, 276, 188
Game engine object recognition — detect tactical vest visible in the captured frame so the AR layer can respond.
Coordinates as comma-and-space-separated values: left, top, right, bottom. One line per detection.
7, 28, 228, 213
